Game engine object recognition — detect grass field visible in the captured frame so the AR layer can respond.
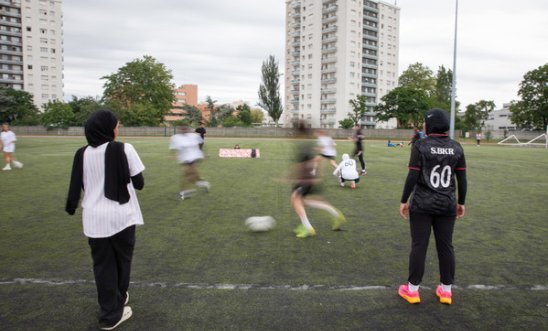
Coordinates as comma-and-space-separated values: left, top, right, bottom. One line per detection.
0, 136, 547, 330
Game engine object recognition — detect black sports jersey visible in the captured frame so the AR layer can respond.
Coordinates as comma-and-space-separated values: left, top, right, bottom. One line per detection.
407, 134, 466, 215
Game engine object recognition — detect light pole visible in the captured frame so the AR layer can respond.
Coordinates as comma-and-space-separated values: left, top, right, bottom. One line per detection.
449, 0, 459, 139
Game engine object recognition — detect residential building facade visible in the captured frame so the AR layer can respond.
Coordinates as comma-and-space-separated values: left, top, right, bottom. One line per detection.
483, 103, 516, 131
283, 0, 399, 128
0, 0, 63, 110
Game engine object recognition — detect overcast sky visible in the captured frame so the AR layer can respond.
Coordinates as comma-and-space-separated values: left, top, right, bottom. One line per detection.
63, 0, 548, 110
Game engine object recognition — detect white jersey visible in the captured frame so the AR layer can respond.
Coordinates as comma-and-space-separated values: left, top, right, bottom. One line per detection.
169, 132, 204, 164
317, 136, 336, 157
1, 130, 16, 153
82, 142, 145, 238
333, 158, 359, 180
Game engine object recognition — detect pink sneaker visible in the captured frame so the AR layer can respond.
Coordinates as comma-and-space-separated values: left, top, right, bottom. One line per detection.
398, 284, 420, 304
436, 285, 452, 305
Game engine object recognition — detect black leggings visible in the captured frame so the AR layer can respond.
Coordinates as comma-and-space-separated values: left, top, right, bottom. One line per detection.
353, 149, 365, 170
408, 212, 456, 285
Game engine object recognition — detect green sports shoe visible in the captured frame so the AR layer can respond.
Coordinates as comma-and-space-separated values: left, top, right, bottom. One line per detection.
331, 210, 347, 231
294, 225, 316, 238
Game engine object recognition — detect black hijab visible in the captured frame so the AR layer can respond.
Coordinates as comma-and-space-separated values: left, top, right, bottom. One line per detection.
425, 108, 450, 135
66, 110, 130, 215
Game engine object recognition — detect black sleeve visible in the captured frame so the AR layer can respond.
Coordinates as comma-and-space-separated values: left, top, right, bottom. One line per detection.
456, 170, 467, 205
400, 170, 420, 203
65, 147, 86, 215
131, 172, 144, 190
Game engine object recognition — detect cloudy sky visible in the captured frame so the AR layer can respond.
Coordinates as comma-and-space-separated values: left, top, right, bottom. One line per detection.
63, 0, 547, 110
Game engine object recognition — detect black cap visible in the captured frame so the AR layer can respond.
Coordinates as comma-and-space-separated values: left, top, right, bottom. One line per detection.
425, 108, 449, 135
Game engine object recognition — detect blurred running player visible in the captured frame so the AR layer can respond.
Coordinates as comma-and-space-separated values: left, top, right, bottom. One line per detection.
169, 125, 209, 200
290, 123, 346, 238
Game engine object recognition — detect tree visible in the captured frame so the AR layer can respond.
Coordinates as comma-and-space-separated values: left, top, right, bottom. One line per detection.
398, 62, 436, 98
348, 95, 368, 126
102, 55, 175, 126
258, 55, 283, 126
338, 118, 354, 129
204, 96, 218, 127
181, 104, 202, 126
250, 108, 264, 124
463, 100, 495, 131
68, 96, 103, 126
41, 100, 75, 128
236, 104, 252, 126
222, 116, 244, 127
374, 86, 430, 128
510, 64, 548, 130
432, 65, 453, 110
0, 88, 40, 124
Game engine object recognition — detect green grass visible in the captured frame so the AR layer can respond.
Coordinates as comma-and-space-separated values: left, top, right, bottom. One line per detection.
0, 137, 547, 330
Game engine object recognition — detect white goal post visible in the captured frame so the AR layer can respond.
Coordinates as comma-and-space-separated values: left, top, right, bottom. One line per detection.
497, 126, 548, 149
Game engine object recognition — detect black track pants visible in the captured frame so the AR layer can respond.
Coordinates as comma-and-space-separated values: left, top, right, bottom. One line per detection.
88, 225, 136, 326
407, 212, 455, 285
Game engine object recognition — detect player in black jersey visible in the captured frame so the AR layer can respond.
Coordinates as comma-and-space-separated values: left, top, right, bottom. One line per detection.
351, 125, 367, 175
398, 108, 467, 305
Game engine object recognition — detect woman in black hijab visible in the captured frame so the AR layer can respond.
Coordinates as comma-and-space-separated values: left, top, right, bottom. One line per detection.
66, 109, 145, 330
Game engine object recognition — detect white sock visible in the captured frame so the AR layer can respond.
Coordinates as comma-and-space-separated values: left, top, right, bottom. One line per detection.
299, 215, 313, 230
408, 282, 419, 292
304, 200, 339, 217
441, 283, 452, 293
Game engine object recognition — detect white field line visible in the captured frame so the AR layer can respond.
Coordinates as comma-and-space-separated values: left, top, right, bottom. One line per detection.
0, 278, 546, 291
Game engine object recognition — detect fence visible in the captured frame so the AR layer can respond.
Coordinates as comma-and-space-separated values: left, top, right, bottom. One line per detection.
11, 126, 465, 141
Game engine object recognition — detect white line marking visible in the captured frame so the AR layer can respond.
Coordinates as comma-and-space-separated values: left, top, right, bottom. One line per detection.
1, 278, 547, 291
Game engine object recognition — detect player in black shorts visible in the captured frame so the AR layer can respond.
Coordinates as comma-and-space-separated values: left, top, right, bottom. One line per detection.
351, 125, 366, 175
290, 123, 346, 238
398, 108, 467, 305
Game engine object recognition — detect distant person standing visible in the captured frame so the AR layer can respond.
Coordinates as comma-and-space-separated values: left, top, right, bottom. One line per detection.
351, 125, 367, 175
409, 126, 423, 146
398, 108, 467, 306
195, 122, 206, 150
65, 110, 145, 330
475, 132, 481, 146
1, 123, 23, 171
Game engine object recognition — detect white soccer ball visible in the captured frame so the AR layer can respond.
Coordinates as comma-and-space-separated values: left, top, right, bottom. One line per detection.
245, 216, 276, 232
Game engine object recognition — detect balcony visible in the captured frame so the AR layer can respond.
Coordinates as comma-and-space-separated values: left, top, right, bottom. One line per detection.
290, 30, 301, 37
321, 87, 336, 94
321, 78, 337, 84
321, 98, 336, 104
0, 58, 22, 65
323, 5, 337, 14
322, 16, 337, 25
322, 0, 336, 4
0, 20, 21, 28
321, 67, 336, 74
362, 71, 376, 79
291, 41, 300, 47
322, 36, 337, 44
0, 77, 23, 84
291, 1, 301, 9
291, 51, 300, 57
0, 48, 22, 56
322, 25, 337, 34
0, 10, 21, 18
0, 68, 23, 75
0, 29, 22, 37
321, 46, 337, 54
321, 108, 336, 114
321, 56, 337, 64
291, 99, 299, 105
290, 89, 300, 95
362, 91, 376, 97
361, 81, 376, 88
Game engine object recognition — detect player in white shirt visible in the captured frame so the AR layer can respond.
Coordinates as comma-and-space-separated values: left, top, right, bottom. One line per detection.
169, 125, 210, 200
1, 123, 23, 171
65, 110, 145, 330
332, 153, 360, 189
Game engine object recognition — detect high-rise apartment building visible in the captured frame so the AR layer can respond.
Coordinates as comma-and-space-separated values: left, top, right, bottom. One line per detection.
283, 0, 399, 128
0, 0, 63, 109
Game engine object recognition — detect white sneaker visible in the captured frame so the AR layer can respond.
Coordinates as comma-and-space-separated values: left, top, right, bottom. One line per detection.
196, 181, 210, 192
100, 306, 132, 330
12, 160, 23, 168
340, 182, 345, 187
2, 164, 11, 171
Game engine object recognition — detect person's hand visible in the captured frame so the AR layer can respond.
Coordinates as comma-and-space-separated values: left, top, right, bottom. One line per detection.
66, 209, 75, 216
456, 204, 465, 219
399, 203, 409, 220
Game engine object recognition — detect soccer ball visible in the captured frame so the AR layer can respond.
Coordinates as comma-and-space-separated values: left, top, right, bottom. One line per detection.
245, 216, 276, 232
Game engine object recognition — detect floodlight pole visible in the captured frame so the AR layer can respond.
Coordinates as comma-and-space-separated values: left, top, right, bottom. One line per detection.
449, 0, 459, 139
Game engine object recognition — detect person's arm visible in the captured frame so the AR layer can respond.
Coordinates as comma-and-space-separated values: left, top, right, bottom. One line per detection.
455, 153, 467, 218
131, 172, 144, 190
332, 162, 343, 176
399, 144, 421, 219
